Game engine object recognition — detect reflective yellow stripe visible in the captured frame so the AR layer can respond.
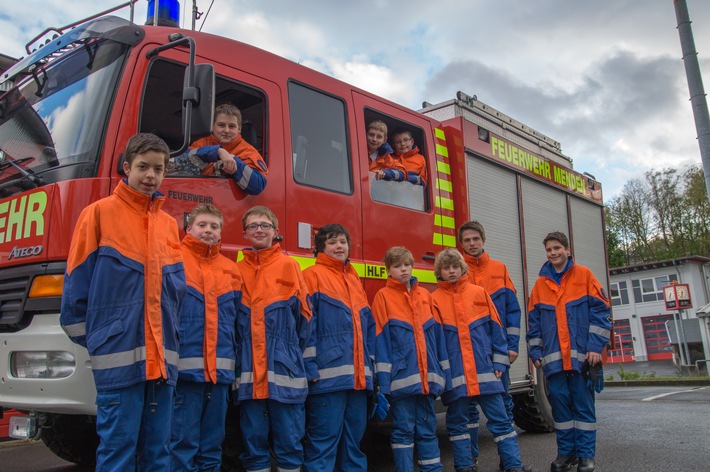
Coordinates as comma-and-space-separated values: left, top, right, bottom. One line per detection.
435, 143, 449, 158
435, 196, 454, 211
434, 214, 456, 229
436, 161, 451, 175
435, 128, 446, 140
433, 233, 457, 247
436, 178, 452, 192
286, 255, 436, 283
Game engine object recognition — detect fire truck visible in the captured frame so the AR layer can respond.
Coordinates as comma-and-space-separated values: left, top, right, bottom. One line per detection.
0, 1, 609, 466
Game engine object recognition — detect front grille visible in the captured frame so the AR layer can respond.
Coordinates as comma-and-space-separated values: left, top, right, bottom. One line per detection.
0, 262, 65, 331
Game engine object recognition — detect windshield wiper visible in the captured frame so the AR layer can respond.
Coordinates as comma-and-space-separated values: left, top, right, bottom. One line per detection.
0, 148, 44, 190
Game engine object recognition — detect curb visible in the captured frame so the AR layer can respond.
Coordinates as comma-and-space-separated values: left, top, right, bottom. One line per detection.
606, 379, 710, 387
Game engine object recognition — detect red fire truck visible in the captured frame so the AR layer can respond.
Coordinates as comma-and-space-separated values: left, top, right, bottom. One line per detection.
0, 1, 609, 466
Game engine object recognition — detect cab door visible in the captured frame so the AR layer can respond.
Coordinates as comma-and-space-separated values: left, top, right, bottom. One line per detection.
353, 92, 443, 295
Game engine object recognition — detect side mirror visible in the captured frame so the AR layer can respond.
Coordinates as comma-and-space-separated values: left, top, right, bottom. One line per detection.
187, 63, 215, 138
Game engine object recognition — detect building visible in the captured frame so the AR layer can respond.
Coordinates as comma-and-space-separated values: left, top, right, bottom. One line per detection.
609, 256, 710, 370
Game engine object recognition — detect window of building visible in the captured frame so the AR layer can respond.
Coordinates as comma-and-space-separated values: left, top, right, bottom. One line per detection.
631, 274, 678, 304
289, 81, 352, 194
610, 281, 630, 306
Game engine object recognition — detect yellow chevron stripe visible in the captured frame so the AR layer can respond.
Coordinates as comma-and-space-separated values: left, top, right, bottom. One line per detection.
436, 161, 451, 175
434, 214, 456, 229
435, 128, 446, 140
436, 178, 453, 193
435, 196, 454, 211
435, 143, 449, 158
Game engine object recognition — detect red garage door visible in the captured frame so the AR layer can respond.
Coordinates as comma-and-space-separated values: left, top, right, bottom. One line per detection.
607, 319, 635, 363
642, 314, 674, 360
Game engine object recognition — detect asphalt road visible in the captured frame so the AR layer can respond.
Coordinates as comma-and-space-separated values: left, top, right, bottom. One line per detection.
2, 384, 709, 471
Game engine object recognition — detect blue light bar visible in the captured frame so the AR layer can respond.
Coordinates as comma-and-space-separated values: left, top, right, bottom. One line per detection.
146, 0, 180, 27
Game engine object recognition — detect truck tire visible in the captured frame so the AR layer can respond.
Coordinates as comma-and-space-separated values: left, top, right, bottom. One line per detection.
40, 414, 98, 467
512, 370, 555, 433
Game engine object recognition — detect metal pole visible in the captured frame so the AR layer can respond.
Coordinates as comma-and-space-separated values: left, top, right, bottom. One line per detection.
672, 312, 687, 365
679, 308, 692, 364
673, 0, 710, 201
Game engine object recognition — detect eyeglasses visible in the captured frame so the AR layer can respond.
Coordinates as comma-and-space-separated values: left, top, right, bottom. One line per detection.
245, 223, 274, 231
393, 137, 412, 145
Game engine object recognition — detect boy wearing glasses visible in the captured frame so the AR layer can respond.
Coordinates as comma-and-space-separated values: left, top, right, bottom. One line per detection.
391, 129, 427, 186
235, 205, 313, 472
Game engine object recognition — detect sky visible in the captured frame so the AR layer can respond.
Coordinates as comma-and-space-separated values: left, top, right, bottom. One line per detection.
1, 0, 709, 202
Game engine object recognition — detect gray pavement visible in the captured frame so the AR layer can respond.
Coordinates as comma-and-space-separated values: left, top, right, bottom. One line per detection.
604, 359, 679, 379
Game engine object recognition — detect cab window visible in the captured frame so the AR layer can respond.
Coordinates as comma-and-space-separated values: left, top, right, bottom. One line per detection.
364, 109, 428, 212
288, 81, 352, 194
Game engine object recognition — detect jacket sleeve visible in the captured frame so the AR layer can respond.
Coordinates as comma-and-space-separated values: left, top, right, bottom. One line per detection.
487, 293, 510, 372
364, 306, 377, 376
372, 292, 393, 395
526, 285, 543, 363
432, 302, 452, 391
230, 157, 268, 195
294, 266, 313, 353
503, 269, 522, 353
302, 269, 319, 381
60, 206, 100, 347
586, 273, 612, 354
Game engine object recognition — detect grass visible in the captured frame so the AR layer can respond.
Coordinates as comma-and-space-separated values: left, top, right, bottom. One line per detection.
606, 363, 709, 381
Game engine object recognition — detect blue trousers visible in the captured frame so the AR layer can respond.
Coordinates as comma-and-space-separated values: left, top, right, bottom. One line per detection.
452, 394, 523, 470
547, 371, 597, 458
304, 389, 368, 472
239, 398, 305, 472
170, 380, 228, 472
390, 395, 442, 472
95, 380, 174, 472
467, 366, 514, 459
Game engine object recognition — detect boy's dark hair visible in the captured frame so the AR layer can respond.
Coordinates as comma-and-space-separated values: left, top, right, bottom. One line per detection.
458, 220, 486, 243
187, 204, 224, 228
313, 224, 350, 256
543, 231, 569, 249
124, 133, 170, 166
434, 248, 468, 278
383, 246, 414, 270
215, 103, 242, 126
242, 205, 278, 230
390, 128, 412, 139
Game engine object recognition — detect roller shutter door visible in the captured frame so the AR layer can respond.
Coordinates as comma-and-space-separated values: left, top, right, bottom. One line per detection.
521, 177, 570, 290
570, 197, 609, 288
466, 154, 529, 385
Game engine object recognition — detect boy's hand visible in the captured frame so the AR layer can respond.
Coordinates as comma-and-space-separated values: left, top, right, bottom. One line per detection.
534, 359, 542, 369
508, 350, 519, 364
217, 148, 237, 174
374, 169, 385, 180
494, 370, 503, 379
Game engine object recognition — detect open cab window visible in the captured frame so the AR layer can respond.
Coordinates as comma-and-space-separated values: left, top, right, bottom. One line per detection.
364, 109, 428, 212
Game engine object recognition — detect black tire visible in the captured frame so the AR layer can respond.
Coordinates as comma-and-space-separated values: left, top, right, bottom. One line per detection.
512, 370, 554, 433
40, 413, 98, 468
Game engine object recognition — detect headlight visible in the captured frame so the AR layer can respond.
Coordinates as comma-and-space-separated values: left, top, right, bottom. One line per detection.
11, 351, 76, 379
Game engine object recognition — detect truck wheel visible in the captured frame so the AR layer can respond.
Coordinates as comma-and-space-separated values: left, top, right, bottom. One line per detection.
512, 370, 554, 433
40, 414, 98, 467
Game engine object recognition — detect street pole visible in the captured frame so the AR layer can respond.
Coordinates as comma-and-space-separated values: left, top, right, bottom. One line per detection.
673, 0, 710, 201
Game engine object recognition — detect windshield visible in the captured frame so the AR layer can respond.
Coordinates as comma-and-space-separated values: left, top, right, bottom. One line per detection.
0, 39, 128, 197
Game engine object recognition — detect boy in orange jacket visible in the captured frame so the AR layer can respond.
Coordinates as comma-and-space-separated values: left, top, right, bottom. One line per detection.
432, 249, 531, 472
372, 246, 450, 472
170, 204, 242, 471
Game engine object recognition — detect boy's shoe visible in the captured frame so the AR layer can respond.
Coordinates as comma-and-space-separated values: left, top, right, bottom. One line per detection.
456, 457, 478, 472
499, 458, 505, 471
551, 454, 579, 471
505, 467, 532, 472
577, 458, 595, 472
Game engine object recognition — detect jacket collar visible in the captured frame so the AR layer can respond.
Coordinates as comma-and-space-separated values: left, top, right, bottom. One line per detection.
386, 275, 419, 293
116, 179, 165, 213
182, 234, 222, 259
315, 252, 353, 273
242, 242, 282, 266
539, 257, 575, 280
464, 250, 488, 268
393, 145, 420, 159
436, 275, 469, 292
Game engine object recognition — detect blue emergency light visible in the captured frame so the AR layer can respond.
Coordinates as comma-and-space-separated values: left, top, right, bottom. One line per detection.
146, 0, 180, 27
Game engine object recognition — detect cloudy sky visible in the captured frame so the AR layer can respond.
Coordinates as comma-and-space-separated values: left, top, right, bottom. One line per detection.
2, 0, 709, 201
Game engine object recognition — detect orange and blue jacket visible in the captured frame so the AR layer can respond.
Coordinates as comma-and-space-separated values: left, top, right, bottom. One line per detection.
465, 251, 522, 353
177, 235, 242, 385
176, 134, 268, 195
235, 243, 312, 403
302, 253, 375, 394
372, 276, 450, 400
527, 258, 611, 378
432, 277, 509, 404
369, 153, 407, 182
394, 146, 427, 186
60, 179, 186, 391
